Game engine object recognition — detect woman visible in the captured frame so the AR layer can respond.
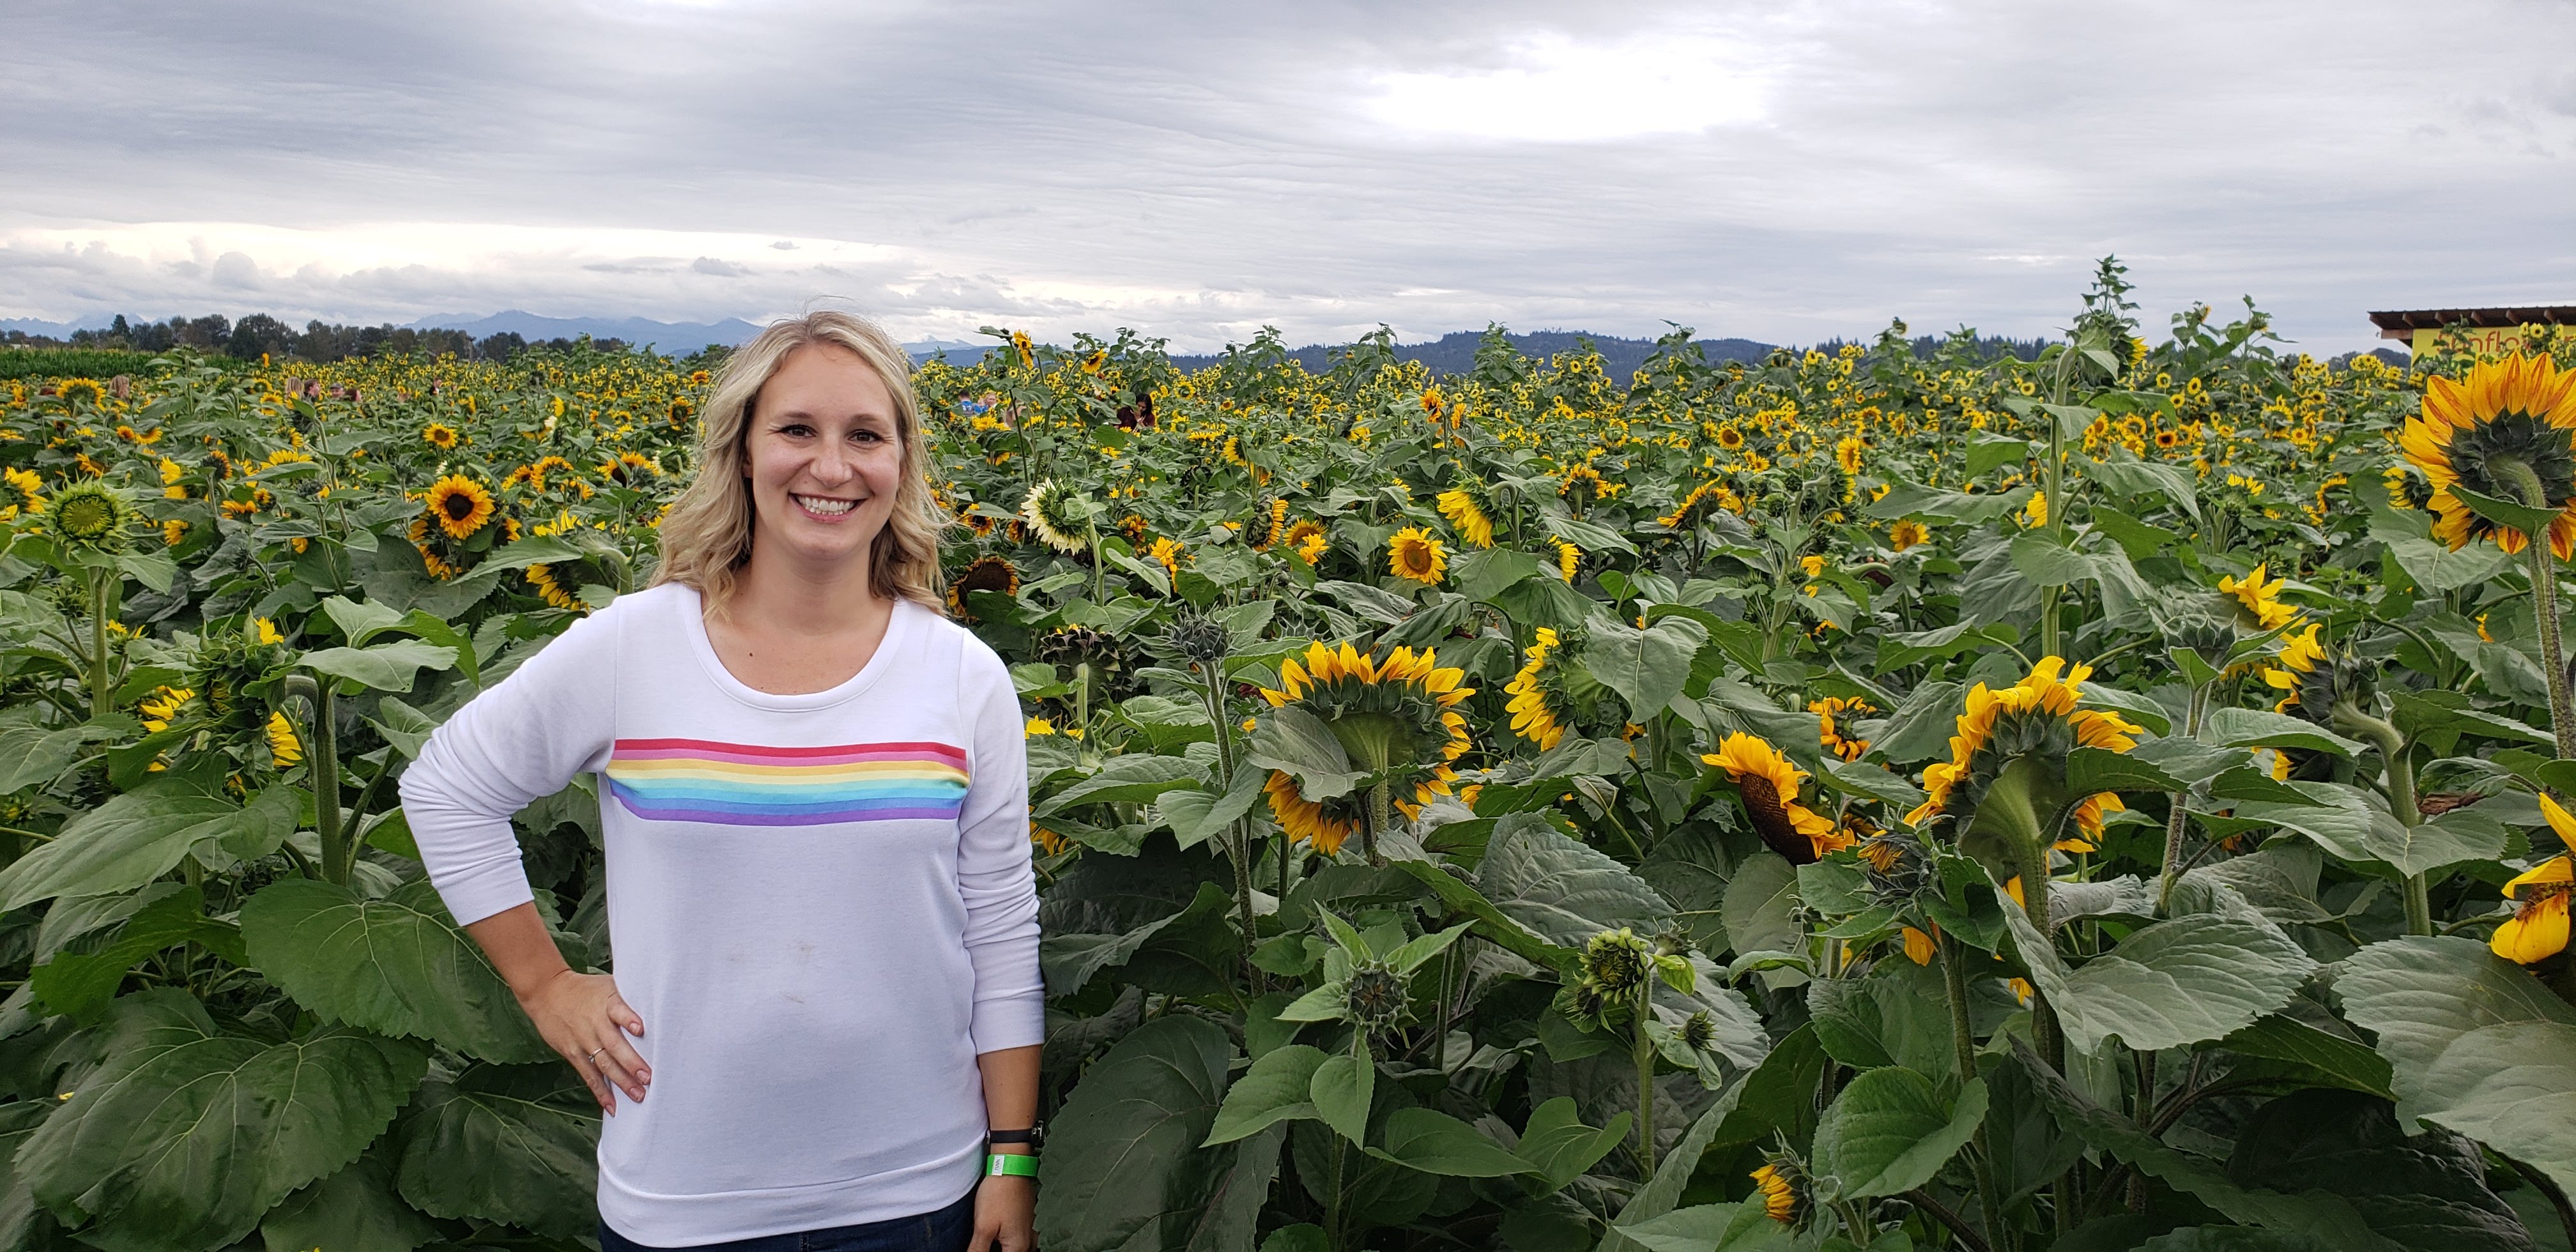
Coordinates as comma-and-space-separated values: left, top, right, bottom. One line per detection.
401, 312, 1043, 1252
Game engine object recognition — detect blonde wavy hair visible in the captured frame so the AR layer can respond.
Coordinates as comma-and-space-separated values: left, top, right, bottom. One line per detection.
652, 311, 947, 615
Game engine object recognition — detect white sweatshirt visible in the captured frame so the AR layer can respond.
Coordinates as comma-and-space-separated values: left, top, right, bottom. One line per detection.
397, 583, 1043, 1246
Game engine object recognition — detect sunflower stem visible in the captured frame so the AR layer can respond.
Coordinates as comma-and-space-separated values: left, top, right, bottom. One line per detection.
1942, 934, 2012, 1252
1632, 976, 1657, 1176
2531, 541, 2576, 763
86, 567, 114, 721
2340, 709, 2431, 936
2156, 682, 2211, 915
1363, 780, 1390, 867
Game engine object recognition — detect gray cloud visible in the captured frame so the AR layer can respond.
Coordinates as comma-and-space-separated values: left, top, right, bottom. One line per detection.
1, 0, 2569, 353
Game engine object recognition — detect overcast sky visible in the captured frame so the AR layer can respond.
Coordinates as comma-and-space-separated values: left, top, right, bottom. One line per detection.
3, 1, 2570, 354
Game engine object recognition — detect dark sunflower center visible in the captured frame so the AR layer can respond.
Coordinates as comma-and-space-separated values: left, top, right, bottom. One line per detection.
1736, 774, 1812, 864
2450, 409, 2576, 508
958, 561, 1015, 595
443, 493, 477, 521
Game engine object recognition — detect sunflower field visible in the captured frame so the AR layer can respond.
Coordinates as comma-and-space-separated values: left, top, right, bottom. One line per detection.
5, 267, 2576, 1252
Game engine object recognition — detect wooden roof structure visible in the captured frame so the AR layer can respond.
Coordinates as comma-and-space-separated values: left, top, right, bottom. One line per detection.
2369, 306, 2576, 342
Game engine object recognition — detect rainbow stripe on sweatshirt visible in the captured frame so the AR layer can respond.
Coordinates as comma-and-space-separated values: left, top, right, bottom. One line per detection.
604, 739, 970, 826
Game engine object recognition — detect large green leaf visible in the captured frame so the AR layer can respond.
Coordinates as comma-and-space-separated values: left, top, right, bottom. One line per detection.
1204, 1044, 1324, 1145
1475, 813, 1673, 947
260, 1151, 440, 1252
1602, 1028, 1828, 1252
1365, 1106, 1538, 1177
2005, 904, 2315, 1055
2222, 1014, 2394, 1099
1036, 1015, 1242, 1252
1809, 1067, 1988, 1199
0, 720, 109, 793
2009, 1038, 2404, 1251
1040, 752, 1207, 815
300, 639, 458, 692
1384, 857, 1575, 973
1581, 615, 1706, 724
2202, 707, 2361, 759
22, 990, 427, 1252
1721, 851, 1802, 984
1514, 1097, 1630, 1191
240, 877, 552, 1063
394, 1062, 598, 1238
1613, 1202, 1797, 1252
1310, 1050, 1374, 1145
0, 774, 296, 910
1246, 705, 1362, 802
1806, 959, 1958, 1078
29, 885, 243, 1021
2334, 936, 2576, 1196
2227, 1088, 2538, 1252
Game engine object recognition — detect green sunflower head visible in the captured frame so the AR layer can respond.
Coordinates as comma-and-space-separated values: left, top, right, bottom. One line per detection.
49, 480, 139, 554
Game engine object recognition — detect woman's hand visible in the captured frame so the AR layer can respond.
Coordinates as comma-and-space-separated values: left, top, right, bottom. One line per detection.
970, 1159, 1035, 1252
463, 902, 648, 1115
518, 967, 648, 1113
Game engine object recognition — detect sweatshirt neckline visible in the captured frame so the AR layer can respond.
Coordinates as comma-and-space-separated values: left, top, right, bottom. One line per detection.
675, 584, 921, 712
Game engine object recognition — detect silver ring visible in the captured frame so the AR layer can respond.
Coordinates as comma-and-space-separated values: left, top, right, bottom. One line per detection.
586, 1048, 606, 1066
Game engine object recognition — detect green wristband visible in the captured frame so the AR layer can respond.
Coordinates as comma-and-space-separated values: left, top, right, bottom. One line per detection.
985, 1153, 1039, 1179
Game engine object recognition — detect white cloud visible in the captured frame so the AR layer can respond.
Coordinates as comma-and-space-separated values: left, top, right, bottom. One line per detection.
1361, 31, 1769, 142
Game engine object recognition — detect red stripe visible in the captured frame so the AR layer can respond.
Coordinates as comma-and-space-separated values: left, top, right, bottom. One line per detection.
613, 738, 969, 766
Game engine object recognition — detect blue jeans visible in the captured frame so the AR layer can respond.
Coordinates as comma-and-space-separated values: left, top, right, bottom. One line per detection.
597, 1185, 978, 1252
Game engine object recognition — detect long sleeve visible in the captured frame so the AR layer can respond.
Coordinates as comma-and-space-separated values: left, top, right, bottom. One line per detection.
399, 604, 621, 928
953, 636, 1043, 1055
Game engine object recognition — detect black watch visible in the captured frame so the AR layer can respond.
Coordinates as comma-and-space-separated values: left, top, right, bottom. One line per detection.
986, 1123, 1045, 1150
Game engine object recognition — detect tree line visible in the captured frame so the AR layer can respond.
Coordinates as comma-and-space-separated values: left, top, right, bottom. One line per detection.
0, 314, 629, 363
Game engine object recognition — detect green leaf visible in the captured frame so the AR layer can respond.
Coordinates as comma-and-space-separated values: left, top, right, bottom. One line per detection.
0, 772, 296, 910
2220, 1014, 2394, 1099
1204, 1044, 1326, 1145
2376, 809, 2512, 878
259, 1152, 441, 1252
2067, 746, 2185, 796
0, 720, 107, 793
2009, 1038, 2405, 1250
1365, 1107, 1538, 1177
1613, 1202, 1795, 1252
1602, 1027, 1830, 1252
1582, 615, 1708, 724
1721, 851, 1804, 986
1876, 622, 2015, 673
394, 1062, 598, 1238
321, 594, 408, 645
2334, 936, 2576, 1196
2011, 531, 2097, 586
2451, 485, 2566, 542
1453, 547, 1544, 602
2386, 537, 2515, 594
1811, 1067, 1989, 1199
1476, 813, 1674, 947
1040, 752, 1206, 815
2203, 706, 2363, 758
2004, 903, 2316, 1055
1869, 680, 1965, 763
30, 885, 242, 1021
1158, 767, 1264, 852
300, 639, 458, 692
24, 990, 427, 1252
1035, 1015, 1242, 1252
1807, 959, 1960, 1078
240, 877, 553, 1063
1248, 705, 1362, 802
2081, 683, 2174, 736
1965, 431, 2034, 478
1514, 1097, 1630, 1191
1310, 1049, 1374, 1145
2227, 1088, 2538, 1252
2086, 455, 2204, 521
367, 697, 440, 760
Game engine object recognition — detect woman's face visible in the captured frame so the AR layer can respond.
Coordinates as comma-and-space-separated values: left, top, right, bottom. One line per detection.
742, 343, 905, 574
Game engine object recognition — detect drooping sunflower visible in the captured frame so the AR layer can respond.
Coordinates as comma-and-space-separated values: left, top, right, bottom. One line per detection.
138, 685, 198, 735
1809, 696, 1875, 761
1554, 540, 1580, 583
1257, 641, 1473, 855
2217, 563, 2297, 630
1559, 463, 1614, 509
1388, 526, 1446, 585
1705, 732, 1845, 864
1656, 480, 1742, 528
1904, 657, 2142, 866
947, 555, 1020, 617
2494, 795, 2576, 963
2401, 353, 2576, 556
423, 422, 459, 450
524, 563, 590, 613
266, 710, 303, 768
1435, 487, 1496, 549
1020, 478, 1090, 554
425, 475, 495, 540
2261, 622, 2326, 713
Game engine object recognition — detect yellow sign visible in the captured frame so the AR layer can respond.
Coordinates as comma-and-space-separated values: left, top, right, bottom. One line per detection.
2410, 323, 2562, 358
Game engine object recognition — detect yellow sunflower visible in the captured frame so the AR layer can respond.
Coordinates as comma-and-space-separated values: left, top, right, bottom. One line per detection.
425, 475, 495, 540
1555, 540, 1580, 583
1705, 732, 1844, 864
266, 710, 303, 767
1503, 628, 1570, 749
2218, 563, 2297, 630
1388, 526, 1446, 585
1904, 657, 2141, 856
1889, 519, 1929, 552
55, 377, 105, 407
1435, 488, 1496, 548
423, 422, 459, 450
2261, 622, 2326, 712
947, 555, 1021, 618
2402, 353, 2576, 557
1257, 641, 1473, 855
139, 686, 197, 734
1809, 696, 1874, 761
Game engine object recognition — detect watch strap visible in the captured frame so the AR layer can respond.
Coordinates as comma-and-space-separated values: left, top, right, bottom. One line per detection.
985, 1152, 1039, 1178
985, 1127, 1038, 1145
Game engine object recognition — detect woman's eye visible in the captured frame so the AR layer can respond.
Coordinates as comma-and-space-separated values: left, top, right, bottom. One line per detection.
779, 424, 813, 438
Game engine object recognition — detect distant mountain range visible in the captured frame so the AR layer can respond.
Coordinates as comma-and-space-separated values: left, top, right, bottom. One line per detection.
1167, 329, 1778, 378
405, 310, 765, 351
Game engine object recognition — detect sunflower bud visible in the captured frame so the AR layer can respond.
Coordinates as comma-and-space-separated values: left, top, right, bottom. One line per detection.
1751, 1153, 1813, 1226
1167, 611, 1228, 666
1582, 928, 1652, 995
1678, 1010, 1719, 1051
1345, 958, 1409, 1030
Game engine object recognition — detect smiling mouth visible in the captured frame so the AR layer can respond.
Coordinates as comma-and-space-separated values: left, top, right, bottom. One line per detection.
792, 493, 862, 517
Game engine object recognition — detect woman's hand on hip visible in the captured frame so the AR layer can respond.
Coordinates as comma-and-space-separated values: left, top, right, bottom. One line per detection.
519, 968, 648, 1113
972, 1166, 1035, 1252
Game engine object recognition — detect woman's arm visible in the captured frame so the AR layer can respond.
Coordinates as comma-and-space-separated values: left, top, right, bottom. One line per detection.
400, 607, 631, 1109
972, 1042, 1041, 1251
464, 902, 649, 1113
